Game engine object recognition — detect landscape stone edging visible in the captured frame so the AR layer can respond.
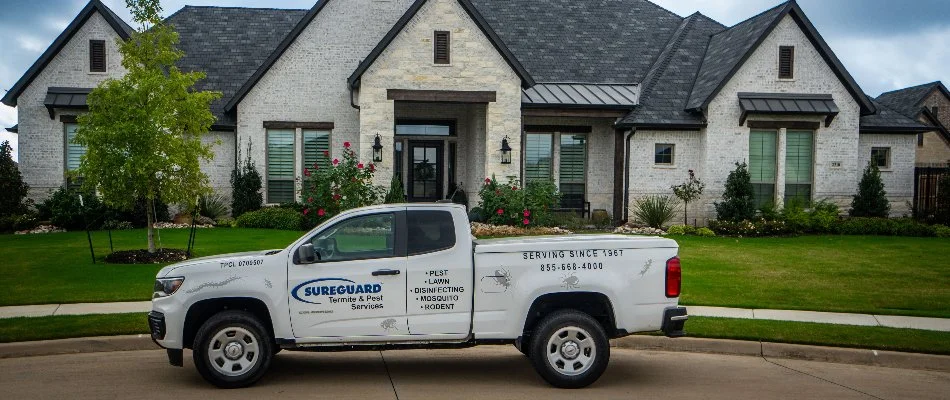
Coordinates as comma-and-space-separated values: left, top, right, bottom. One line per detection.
1, 334, 947, 373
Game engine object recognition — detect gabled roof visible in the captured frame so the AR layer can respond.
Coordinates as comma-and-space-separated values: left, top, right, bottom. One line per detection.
1, 0, 133, 107
348, 0, 535, 89
860, 99, 933, 133
876, 81, 950, 119
685, 1, 875, 116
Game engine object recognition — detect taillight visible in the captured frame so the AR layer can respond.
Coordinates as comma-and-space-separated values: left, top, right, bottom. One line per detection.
666, 257, 681, 298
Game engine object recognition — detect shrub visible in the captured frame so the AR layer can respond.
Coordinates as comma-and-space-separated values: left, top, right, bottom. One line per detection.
715, 162, 756, 222
301, 142, 384, 228
850, 162, 890, 218
231, 143, 263, 218
780, 198, 810, 233
478, 176, 559, 227
758, 202, 781, 221
809, 200, 841, 233
36, 187, 106, 230
633, 195, 679, 229
0, 211, 38, 233
696, 227, 716, 237
708, 219, 791, 237
384, 175, 406, 204
197, 194, 229, 220
667, 225, 686, 235
235, 207, 304, 230
0, 140, 30, 218
836, 217, 935, 237
102, 220, 134, 230
671, 169, 705, 225
934, 224, 950, 238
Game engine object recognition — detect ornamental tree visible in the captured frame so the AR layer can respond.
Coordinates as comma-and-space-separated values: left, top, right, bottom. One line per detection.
671, 169, 705, 225
300, 142, 384, 227
850, 162, 890, 218
714, 162, 756, 222
73, 0, 221, 252
0, 141, 30, 218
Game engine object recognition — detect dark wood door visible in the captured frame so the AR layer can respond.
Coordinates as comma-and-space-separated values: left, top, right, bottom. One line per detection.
407, 141, 443, 202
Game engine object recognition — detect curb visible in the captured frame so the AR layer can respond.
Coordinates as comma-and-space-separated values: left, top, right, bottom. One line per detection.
612, 336, 950, 373
2, 334, 948, 373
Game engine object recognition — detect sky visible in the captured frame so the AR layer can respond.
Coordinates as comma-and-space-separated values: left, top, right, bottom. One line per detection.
1, 0, 949, 162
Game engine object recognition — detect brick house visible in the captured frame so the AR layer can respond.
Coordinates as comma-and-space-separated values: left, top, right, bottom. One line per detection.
2, 0, 933, 224
875, 81, 950, 168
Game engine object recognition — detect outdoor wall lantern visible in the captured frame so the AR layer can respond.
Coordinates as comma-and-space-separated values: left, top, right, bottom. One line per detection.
500, 135, 512, 164
372, 133, 384, 162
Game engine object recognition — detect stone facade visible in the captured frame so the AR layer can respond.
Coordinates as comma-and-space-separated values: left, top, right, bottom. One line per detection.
916, 90, 950, 166
16, 11, 126, 201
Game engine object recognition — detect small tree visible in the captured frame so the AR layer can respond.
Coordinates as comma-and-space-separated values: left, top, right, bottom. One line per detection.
74, 0, 221, 253
231, 142, 263, 218
0, 141, 29, 217
850, 162, 890, 218
671, 169, 705, 225
384, 175, 406, 204
715, 162, 756, 222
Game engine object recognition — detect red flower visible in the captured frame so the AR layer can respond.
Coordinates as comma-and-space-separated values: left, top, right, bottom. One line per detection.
495, 190, 501, 195
523, 209, 531, 217
344, 141, 351, 148
512, 186, 518, 191
303, 208, 309, 215
369, 164, 376, 172
323, 150, 330, 157
358, 163, 364, 169
318, 209, 326, 217
333, 158, 339, 165
497, 208, 504, 215
523, 218, 530, 225
333, 194, 341, 200
313, 164, 319, 170
308, 197, 313, 203
484, 177, 491, 184
304, 168, 311, 177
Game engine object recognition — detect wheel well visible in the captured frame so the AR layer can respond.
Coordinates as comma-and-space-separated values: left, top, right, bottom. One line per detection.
183, 297, 274, 349
522, 292, 617, 338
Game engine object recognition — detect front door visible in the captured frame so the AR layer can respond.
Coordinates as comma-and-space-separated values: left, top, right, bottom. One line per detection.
288, 211, 409, 340
407, 141, 443, 202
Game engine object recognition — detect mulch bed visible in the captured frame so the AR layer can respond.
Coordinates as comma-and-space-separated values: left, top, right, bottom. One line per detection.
105, 249, 189, 264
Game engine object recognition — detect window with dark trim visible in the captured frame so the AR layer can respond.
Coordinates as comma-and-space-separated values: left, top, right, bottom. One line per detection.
559, 134, 587, 205
407, 210, 456, 256
310, 213, 396, 262
778, 46, 794, 79
871, 147, 891, 169
784, 130, 814, 204
918, 133, 925, 147
266, 129, 295, 204
524, 133, 553, 182
89, 40, 106, 72
654, 143, 674, 165
933, 106, 940, 119
749, 130, 777, 208
434, 31, 450, 64
396, 120, 455, 136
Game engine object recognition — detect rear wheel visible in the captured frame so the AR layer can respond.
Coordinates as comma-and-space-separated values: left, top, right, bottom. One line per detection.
193, 310, 273, 388
528, 310, 609, 388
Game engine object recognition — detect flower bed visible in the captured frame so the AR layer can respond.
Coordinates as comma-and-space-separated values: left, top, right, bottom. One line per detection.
471, 222, 572, 237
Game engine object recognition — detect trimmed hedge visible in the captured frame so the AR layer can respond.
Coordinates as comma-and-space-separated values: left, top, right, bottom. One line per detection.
235, 207, 304, 230
709, 217, 948, 238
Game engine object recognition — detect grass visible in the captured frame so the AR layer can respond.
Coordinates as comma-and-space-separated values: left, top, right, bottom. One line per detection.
0, 313, 148, 343
0, 228, 302, 306
674, 235, 950, 318
680, 316, 950, 355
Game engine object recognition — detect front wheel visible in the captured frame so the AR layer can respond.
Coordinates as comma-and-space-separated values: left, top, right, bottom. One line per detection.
193, 310, 273, 388
528, 310, 609, 388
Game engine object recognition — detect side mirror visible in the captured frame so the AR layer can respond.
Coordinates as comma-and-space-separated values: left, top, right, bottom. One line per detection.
298, 243, 317, 264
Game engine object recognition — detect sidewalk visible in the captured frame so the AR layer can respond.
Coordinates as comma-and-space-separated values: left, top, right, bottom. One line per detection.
1, 301, 949, 332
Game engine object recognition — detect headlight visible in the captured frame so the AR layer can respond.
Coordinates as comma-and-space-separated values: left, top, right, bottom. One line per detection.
153, 277, 185, 299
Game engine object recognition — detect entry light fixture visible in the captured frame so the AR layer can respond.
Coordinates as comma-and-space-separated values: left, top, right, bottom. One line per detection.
500, 135, 512, 165
372, 134, 384, 162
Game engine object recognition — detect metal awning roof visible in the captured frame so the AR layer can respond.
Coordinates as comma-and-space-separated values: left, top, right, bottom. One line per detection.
523, 83, 639, 109
738, 92, 840, 127
44, 87, 92, 119
5, 124, 16, 133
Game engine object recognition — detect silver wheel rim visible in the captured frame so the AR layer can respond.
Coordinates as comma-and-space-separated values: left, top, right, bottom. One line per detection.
208, 326, 260, 377
545, 326, 596, 376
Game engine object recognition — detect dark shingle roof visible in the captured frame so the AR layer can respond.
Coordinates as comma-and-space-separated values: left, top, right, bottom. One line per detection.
876, 81, 950, 119
618, 12, 724, 128
166, 6, 308, 127
860, 99, 933, 133
471, 0, 684, 84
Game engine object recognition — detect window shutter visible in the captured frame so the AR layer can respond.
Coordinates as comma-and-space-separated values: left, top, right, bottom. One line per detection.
89, 40, 106, 72
749, 130, 777, 208
303, 130, 331, 171
559, 134, 587, 197
525, 133, 553, 182
778, 46, 794, 79
267, 130, 295, 204
434, 31, 450, 64
784, 130, 813, 203
65, 123, 86, 171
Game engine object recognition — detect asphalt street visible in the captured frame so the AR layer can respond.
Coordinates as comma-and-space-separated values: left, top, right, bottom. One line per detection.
2, 346, 947, 399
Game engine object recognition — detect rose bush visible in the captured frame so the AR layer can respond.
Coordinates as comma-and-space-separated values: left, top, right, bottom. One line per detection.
300, 142, 384, 228
478, 176, 559, 227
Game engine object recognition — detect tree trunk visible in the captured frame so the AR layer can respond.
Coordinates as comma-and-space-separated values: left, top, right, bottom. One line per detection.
146, 200, 156, 253
683, 201, 688, 226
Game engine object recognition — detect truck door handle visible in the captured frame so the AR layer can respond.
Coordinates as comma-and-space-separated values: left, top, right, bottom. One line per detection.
372, 269, 401, 276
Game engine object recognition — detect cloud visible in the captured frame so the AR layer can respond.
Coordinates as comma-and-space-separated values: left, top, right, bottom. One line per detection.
832, 26, 950, 96
16, 35, 47, 53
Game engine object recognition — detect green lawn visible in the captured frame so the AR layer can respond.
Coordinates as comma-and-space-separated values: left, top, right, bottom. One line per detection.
674, 235, 950, 318
0, 313, 148, 343
0, 228, 303, 306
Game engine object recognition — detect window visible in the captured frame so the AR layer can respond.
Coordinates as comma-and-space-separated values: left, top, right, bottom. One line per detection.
266, 130, 295, 204
871, 147, 890, 169
64, 123, 86, 172
434, 31, 450, 64
396, 121, 454, 136
311, 213, 395, 262
784, 130, 813, 204
524, 133, 553, 182
89, 40, 106, 72
654, 144, 675, 165
778, 46, 794, 79
918, 133, 925, 147
303, 130, 331, 171
749, 130, 777, 208
933, 106, 940, 119
559, 134, 587, 204
448, 142, 457, 190
407, 210, 456, 255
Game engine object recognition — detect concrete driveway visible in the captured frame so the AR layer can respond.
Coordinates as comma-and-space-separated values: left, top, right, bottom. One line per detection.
2, 346, 947, 399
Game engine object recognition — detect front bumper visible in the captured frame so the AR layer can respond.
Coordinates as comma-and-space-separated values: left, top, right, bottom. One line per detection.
147, 311, 166, 342
661, 306, 688, 337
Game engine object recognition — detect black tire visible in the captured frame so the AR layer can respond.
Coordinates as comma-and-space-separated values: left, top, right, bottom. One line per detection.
528, 310, 610, 389
193, 310, 273, 389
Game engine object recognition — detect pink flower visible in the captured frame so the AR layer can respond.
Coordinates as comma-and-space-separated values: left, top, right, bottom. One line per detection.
318, 209, 326, 217
484, 177, 492, 184
523, 209, 531, 217
358, 163, 364, 169
497, 208, 504, 215
523, 218, 530, 225
323, 150, 330, 157
303, 208, 310, 215
304, 168, 311, 177
344, 141, 351, 148
332, 158, 339, 165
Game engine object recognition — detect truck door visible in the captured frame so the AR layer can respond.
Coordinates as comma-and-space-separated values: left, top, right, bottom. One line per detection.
405, 209, 473, 338
288, 211, 409, 340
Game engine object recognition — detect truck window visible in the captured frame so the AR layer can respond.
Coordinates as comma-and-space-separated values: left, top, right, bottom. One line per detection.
407, 210, 456, 255
311, 213, 395, 262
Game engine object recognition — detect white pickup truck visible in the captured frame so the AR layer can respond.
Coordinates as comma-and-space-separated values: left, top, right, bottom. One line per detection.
149, 203, 686, 389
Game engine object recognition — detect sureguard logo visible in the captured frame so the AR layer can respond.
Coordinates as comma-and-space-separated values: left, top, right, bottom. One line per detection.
292, 278, 383, 304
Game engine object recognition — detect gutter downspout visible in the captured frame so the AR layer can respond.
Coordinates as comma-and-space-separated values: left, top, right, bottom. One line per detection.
623, 129, 636, 222
350, 85, 360, 110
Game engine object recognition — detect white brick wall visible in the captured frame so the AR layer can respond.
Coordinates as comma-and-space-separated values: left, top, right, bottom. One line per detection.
858, 134, 916, 216
16, 12, 127, 202
202, 131, 236, 207
627, 130, 703, 225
